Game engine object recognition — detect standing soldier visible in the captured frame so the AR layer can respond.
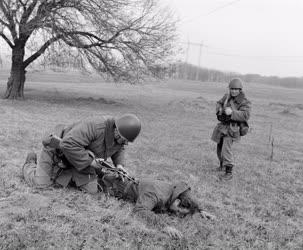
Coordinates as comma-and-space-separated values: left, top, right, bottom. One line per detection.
211, 78, 251, 180
22, 114, 141, 194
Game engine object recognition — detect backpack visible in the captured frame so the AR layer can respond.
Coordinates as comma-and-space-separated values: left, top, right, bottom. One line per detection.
239, 121, 249, 136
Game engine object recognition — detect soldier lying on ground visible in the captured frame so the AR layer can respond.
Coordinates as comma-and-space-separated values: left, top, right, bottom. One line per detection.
97, 165, 216, 238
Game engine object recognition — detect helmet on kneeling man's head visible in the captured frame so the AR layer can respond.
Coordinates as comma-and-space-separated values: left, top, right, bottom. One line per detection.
115, 114, 141, 142
229, 78, 243, 89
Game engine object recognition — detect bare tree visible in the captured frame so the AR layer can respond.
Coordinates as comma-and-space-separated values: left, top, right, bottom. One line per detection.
0, 0, 176, 99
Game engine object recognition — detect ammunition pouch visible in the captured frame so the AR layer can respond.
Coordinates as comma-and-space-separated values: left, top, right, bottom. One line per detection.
227, 121, 249, 137
228, 123, 240, 138
54, 152, 72, 170
44, 124, 71, 182
239, 121, 249, 136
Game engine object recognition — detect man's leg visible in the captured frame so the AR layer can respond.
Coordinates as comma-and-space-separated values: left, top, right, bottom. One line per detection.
23, 149, 54, 187
216, 137, 224, 171
220, 136, 234, 180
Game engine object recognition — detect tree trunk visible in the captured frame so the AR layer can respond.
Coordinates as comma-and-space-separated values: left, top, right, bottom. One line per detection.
4, 46, 26, 99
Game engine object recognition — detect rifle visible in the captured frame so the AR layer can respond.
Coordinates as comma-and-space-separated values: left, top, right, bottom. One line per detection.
94, 158, 138, 184
216, 89, 231, 122
223, 88, 230, 110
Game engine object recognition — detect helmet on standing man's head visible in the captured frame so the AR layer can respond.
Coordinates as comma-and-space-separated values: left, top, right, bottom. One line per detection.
115, 114, 141, 142
228, 78, 243, 89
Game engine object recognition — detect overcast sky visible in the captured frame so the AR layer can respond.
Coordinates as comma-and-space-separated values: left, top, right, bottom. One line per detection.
1, 1, 302, 77
162, 0, 303, 77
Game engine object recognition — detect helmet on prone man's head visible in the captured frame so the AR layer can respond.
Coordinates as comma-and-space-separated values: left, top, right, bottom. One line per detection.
115, 114, 141, 142
229, 78, 243, 89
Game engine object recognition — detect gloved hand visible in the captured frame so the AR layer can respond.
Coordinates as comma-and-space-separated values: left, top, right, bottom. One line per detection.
224, 107, 232, 115
217, 112, 231, 122
200, 210, 216, 220
216, 105, 223, 114
116, 164, 128, 174
90, 159, 100, 169
163, 226, 182, 238
88, 150, 102, 170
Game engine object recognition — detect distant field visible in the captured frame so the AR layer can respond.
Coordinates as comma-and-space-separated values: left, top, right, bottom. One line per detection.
0, 70, 302, 249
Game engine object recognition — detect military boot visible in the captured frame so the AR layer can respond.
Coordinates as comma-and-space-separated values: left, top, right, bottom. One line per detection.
22, 152, 37, 176
216, 162, 224, 171
24, 152, 37, 164
219, 165, 233, 180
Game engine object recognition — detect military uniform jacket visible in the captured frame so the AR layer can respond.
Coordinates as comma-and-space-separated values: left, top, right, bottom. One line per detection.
56, 116, 125, 187
100, 173, 191, 226
211, 91, 251, 143
134, 179, 190, 226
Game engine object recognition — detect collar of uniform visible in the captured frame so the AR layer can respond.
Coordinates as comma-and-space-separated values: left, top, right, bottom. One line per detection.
233, 91, 246, 104
103, 116, 116, 148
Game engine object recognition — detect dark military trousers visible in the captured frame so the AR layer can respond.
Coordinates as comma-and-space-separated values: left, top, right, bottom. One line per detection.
217, 135, 234, 168
23, 148, 98, 194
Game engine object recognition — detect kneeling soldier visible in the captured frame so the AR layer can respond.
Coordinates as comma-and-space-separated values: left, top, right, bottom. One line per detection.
22, 114, 141, 194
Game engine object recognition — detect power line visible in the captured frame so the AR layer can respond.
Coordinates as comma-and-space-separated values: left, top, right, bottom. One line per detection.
204, 50, 303, 61
183, 0, 242, 23
204, 0, 242, 16
178, 41, 303, 60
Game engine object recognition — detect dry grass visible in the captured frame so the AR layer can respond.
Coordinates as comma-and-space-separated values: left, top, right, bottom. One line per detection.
0, 71, 302, 249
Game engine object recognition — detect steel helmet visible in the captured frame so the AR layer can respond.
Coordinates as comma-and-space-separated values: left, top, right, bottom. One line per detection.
229, 78, 243, 89
115, 114, 141, 142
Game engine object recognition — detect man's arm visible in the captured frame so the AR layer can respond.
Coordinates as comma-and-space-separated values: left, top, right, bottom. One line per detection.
216, 94, 233, 122
134, 194, 182, 238
216, 94, 228, 113
60, 121, 98, 170
111, 147, 126, 167
231, 99, 251, 122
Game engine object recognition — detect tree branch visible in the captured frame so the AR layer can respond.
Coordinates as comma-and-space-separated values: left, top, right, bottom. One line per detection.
59, 27, 132, 49
20, 0, 39, 26
0, 32, 14, 48
0, 18, 9, 28
1, 0, 176, 85
17, 0, 27, 8
86, 49, 115, 76
23, 34, 63, 67
0, 0, 18, 40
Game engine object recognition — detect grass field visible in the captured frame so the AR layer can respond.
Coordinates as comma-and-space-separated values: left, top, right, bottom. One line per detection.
0, 70, 302, 249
